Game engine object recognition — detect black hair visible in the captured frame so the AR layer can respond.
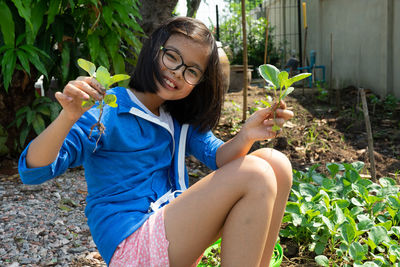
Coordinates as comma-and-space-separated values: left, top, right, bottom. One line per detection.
129, 16, 224, 132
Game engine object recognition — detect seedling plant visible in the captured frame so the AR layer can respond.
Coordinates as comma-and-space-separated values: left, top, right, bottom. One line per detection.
281, 162, 400, 266
77, 59, 130, 149
258, 64, 311, 132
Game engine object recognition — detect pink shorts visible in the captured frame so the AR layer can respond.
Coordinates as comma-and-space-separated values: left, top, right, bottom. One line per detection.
109, 208, 203, 267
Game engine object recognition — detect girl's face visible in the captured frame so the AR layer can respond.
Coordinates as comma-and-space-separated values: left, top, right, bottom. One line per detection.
155, 34, 210, 101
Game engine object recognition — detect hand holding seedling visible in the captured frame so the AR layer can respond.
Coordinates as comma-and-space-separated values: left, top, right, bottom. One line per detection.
77, 58, 130, 146
55, 59, 130, 149
258, 64, 311, 133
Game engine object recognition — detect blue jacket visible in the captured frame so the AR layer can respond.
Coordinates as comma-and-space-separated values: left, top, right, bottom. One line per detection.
18, 87, 224, 265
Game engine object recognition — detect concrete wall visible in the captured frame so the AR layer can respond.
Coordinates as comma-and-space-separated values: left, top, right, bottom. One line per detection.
393, 0, 400, 98
302, 0, 399, 98
262, 0, 399, 98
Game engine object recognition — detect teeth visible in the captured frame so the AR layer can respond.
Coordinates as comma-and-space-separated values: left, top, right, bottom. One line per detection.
164, 79, 175, 88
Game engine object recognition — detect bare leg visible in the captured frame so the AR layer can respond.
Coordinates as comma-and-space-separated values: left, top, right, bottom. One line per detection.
163, 149, 290, 267
251, 148, 292, 267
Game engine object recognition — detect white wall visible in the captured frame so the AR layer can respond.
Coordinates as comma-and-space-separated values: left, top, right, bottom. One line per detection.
264, 0, 399, 98
303, 0, 399, 98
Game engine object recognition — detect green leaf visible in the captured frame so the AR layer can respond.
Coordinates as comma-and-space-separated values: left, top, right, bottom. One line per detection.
111, 54, 126, 79
376, 220, 392, 231
19, 126, 30, 146
1, 49, 17, 91
102, 6, 113, 28
380, 177, 397, 187
88, 34, 101, 63
340, 223, 355, 245
16, 49, 30, 75
77, 58, 96, 77
299, 183, 318, 199
104, 31, 120, 57
277, 71, 289, 88
280, 86, 295, 100
49, 102, 61, 121
104, 94, 117, 105
81, 98, 96, 108
351, 161, 365, 172
36, 105, 51, 116
349, 242, 365, 262
286, 202, 301, 214
258, 64, 279, 88
61, 43, 71, 83
314, 255, 329, 267
11, 0, 32, 30
108, 74, 130, 87
26, 109, 35, 125
107, 101, 118, 108
286, 72, 312, 87
334, 203, 346, 225
291, 213, 304, 226
369, 226, 391, 246
26, 0, 46, 44
96, 66, 111, 88
326, 163, 340, 177
0, 2, 15, 46
47, 0, 61, 29
321, 216, 335, 233
20, 45, 48, 78
357, 215, 374, 231
32, 114, 45, 135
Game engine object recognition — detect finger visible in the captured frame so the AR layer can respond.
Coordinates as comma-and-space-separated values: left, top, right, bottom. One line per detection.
279, 100, 287, 109
63, 82, 92, 101
76, 76, 106, 94
55, 91, 73, 105
69, 80, 103, 101
263, 118, 285, 127
275, 109, 294, 120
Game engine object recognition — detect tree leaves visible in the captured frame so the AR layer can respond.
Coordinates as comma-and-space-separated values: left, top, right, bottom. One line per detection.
0, 2, 15, 46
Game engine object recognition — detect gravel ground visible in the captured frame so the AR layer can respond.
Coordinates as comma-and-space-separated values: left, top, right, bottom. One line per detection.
0, 167, 107, 267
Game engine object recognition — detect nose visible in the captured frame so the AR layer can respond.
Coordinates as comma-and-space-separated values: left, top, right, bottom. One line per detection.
172, 65, 185, 80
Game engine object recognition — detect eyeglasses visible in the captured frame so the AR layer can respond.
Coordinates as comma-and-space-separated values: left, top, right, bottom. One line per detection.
160, 46, 204, 85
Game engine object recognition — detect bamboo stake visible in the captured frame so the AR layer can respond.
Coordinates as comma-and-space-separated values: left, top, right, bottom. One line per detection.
263, 7, 270, 65
241, 0, 248, 122
263, 6, 270, 90
302, 2, 308, 96
360, 88, 376, 181
330, 32, 333, 104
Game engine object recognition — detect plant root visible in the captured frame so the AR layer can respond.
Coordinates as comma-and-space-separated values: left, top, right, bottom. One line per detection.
88, 122, 105, 152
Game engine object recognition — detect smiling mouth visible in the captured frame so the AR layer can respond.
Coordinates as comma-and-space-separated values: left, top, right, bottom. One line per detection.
164, 78, 177, 89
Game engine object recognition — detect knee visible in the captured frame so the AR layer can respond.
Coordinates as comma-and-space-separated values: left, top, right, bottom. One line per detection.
240, 155, 278, 199
252, 148, 293, 190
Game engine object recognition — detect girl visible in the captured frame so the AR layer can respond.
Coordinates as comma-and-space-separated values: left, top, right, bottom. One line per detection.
18, 17, 293, 267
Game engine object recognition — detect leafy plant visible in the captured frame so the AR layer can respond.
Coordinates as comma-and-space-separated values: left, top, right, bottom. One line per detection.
10, 95, 61, 149
218, 1, 282, 68
0, 0, 143, 156
281, 162, 400, 266
258, 64, 311, 131
77, 58, 130, 149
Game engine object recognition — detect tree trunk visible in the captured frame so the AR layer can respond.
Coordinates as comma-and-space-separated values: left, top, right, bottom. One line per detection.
186, 0, 201, 18
138, 0, 179, 37
125, 0, 179, 74
0, 70, 37, 158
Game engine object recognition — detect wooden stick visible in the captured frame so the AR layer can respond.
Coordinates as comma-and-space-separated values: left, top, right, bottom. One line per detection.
330, 32, 333, 104
360, 88, 376, 180
241, 0, 248, 122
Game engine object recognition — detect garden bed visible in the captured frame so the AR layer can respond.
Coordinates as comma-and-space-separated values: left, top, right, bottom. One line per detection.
187, 84, 400, 266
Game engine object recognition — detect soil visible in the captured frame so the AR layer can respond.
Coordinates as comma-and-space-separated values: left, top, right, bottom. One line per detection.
0, 84, 399, 266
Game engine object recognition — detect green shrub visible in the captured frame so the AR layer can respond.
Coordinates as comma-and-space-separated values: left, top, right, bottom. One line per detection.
281, 162, 400, 266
